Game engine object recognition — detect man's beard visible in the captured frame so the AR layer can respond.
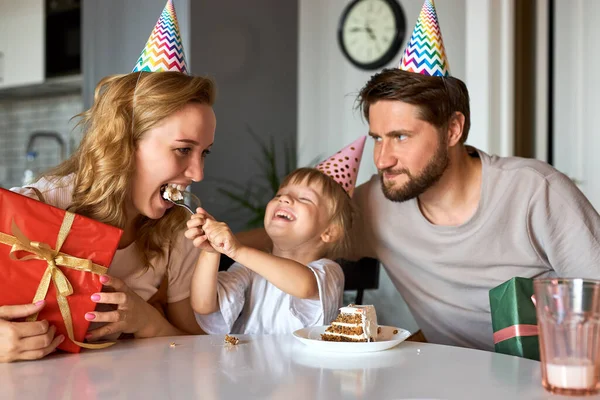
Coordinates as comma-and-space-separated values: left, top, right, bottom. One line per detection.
379, 140, 449, 203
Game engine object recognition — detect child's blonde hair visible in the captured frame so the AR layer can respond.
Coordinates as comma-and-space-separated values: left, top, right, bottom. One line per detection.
279, 167, 356, 259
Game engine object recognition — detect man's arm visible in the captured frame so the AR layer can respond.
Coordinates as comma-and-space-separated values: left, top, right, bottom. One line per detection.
529, 172, 600, 278
236, 228, 272, 252
345, 181, 377, 261
234, 217, 373, 262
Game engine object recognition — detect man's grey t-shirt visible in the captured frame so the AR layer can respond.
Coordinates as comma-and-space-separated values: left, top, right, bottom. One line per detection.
354, 147, 600, 350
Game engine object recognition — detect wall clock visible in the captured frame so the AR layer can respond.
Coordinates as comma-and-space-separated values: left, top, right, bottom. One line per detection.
338, 0, 406, 70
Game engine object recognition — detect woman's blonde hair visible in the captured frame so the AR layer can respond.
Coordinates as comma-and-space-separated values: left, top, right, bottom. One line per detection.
45, 71, 216, 267
279, 168, 356, 260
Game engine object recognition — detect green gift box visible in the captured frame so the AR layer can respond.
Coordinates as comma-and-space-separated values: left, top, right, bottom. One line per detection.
489, 277, 540, 361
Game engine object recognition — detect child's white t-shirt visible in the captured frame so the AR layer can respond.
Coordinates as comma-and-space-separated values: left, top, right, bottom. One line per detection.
194, 258, 344, 335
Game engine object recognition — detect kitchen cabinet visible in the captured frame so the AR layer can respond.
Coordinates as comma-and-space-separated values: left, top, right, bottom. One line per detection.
0, 0, 44, 89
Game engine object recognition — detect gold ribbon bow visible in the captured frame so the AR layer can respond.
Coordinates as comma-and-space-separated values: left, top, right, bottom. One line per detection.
0, 213, 114, 349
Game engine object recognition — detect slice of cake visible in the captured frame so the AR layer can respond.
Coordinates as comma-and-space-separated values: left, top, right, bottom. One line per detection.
321, 304, 379, 342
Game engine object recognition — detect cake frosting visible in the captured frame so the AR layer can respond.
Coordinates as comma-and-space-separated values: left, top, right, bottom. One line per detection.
162, 184, 184, 201
321, 304, 379, 342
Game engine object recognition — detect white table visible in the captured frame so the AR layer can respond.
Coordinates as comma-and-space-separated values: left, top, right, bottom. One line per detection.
1, 334, 598, 400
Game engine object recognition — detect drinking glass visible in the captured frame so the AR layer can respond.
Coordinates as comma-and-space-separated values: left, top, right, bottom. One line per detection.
534, 278, 600, 396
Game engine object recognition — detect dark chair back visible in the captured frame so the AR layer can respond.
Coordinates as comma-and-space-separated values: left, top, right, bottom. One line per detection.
337, 257, 380, 304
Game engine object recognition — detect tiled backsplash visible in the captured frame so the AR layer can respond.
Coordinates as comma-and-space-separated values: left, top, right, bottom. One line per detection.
0, 93, 83, 188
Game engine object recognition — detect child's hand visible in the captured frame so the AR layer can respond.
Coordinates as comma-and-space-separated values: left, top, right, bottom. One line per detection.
185, 207, 218, 252
202, 218, 242, 259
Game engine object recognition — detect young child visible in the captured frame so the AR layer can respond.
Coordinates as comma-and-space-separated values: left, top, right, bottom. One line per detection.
186, 136, 367, 335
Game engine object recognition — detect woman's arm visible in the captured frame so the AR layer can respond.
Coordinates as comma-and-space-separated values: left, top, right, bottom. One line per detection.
0, 302, 64, 363
85, 275, 188, 341
190, 251, 221, 314
166, 298, 205, 334
133, 302, 185, 338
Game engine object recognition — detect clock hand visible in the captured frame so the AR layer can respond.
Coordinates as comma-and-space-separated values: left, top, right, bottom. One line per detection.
349, 27, 364, 33
365, 26, 376, 41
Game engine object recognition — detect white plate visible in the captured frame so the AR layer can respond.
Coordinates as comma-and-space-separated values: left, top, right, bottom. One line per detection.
293, 325, 411, 353
292, 343, 408, 370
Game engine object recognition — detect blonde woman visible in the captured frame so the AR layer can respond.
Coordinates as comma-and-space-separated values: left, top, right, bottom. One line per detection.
0, 71, 215, 362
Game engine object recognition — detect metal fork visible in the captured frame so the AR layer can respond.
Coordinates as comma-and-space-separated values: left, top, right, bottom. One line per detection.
164, 189, 202, 214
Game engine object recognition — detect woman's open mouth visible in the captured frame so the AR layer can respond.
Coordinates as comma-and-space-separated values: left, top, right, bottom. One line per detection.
160, 183, 185, 205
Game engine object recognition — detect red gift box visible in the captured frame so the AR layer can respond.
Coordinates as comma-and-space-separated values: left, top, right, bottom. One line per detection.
0, 188, 123, 353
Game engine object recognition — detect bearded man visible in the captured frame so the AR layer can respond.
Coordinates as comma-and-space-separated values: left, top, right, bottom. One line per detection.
351, 63, 600, 350
340, 0, 600, 352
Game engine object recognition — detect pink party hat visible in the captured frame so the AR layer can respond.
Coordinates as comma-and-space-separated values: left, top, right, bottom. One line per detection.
316, 136, 367, 197
398, 0, 450, 77
132, 0, 188, 73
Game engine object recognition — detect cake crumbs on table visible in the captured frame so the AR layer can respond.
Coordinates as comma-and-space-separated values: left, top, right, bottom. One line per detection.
224, 334, 239, 346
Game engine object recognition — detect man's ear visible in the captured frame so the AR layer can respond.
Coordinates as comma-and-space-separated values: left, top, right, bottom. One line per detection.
321, 224, 342, 244
447, 112, 465, 146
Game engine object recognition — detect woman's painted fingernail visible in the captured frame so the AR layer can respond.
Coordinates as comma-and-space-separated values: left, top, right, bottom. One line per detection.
58, 335, 65, 343
85, 334, 92, 340
34, 300, 45, 306
99, 275, 109, 284
91, 294, 101, 302
85, 313, 96, 321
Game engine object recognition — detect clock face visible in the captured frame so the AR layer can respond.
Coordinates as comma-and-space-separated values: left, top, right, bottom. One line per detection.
338, 0, 406, 70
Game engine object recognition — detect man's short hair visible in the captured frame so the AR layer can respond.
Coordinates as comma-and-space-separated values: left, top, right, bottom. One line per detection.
357, 69, 471, 143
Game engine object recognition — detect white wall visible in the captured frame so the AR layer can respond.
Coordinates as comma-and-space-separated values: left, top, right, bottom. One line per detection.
465, 0, 515, 157
552, 0, 600, 210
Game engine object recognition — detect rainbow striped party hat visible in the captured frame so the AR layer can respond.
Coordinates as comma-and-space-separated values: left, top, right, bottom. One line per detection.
398, 0, 450, 77
132, 0, 187, 73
